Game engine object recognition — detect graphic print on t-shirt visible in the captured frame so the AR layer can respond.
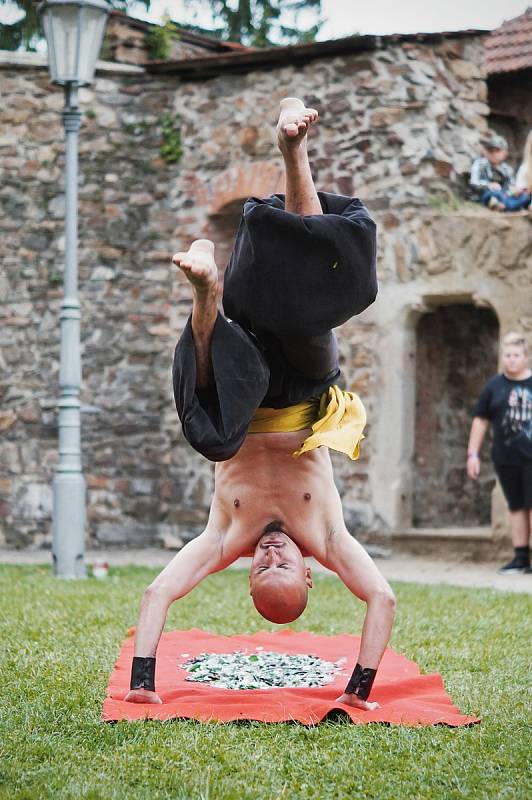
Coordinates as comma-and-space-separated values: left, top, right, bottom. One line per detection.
502, 386, 532, 447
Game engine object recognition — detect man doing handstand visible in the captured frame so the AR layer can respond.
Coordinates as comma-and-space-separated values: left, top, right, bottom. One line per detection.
125, 98, 396, 711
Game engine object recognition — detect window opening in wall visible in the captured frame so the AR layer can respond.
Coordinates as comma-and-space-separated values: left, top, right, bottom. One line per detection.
413, 304, 499, 528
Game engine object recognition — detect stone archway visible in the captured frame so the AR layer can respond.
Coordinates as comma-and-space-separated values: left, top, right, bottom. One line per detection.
207, 198, 246, 274
202, 161, 285, 217
413, 303, 499, 528
197, 160, 285, 273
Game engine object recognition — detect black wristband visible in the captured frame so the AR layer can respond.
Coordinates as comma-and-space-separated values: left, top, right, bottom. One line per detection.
344, 663, 377, 700
130, 656, 156, 691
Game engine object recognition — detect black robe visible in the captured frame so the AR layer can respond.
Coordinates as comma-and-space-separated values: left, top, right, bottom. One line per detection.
173, 193, 377, 461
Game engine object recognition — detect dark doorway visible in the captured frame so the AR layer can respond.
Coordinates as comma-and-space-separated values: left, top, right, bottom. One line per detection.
488, 75, 532, 163
413, 304, 499, 527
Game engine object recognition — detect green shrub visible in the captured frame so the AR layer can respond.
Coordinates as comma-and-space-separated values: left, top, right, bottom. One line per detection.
48, 271, 63, 285
160, 113, 182, 164
146, 17, 179, 61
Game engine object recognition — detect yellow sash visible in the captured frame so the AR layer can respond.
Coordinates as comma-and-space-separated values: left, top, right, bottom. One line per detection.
248, 385, 366, 460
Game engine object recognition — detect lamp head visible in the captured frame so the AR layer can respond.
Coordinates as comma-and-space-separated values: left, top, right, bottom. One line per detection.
38, 0, 110, 86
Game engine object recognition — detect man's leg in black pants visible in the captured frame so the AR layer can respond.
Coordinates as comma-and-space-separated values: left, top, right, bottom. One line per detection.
170, 87, 324, 393
174, 98, 336, 389
277, 97, 321, 216
172, 238, 270, 461
172, 239, 219, 391
276, 98, 338, 381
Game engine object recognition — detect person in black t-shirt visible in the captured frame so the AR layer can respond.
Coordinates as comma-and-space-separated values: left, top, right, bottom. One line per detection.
467, 332, 532, 574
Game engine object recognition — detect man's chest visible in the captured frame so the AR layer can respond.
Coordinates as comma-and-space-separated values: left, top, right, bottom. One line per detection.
211, 435, 342, 554
212, 471, 339, 560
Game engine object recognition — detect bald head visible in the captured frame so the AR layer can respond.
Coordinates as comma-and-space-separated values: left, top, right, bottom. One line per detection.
251, 578, 308, 624
249, 529, 312, 624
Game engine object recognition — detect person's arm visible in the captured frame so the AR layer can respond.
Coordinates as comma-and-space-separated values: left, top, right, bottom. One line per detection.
320, 524, 396, 711
467, 379, 493, 480
466, 417, 489, 480
125, 527, 227, 703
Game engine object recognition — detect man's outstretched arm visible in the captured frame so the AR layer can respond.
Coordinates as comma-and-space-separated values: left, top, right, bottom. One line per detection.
125, 528, 226, 703
322, 525, 396, 710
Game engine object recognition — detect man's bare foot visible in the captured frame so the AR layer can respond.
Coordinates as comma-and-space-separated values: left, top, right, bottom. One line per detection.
124, 688, 162, 704
172, 239, 218, 297
335, 692, 380, 711
277, 97, 318, 154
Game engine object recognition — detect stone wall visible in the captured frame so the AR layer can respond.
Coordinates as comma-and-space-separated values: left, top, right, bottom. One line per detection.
1, 32, 530, 551
104, 13, 246, 66
0, 62, 186, 549
367, 207, 531, 551
182, 35, 490, 212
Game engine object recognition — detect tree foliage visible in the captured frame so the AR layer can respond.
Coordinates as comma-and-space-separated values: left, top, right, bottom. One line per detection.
0, 1, 150, 51
0, 0, 40, 51
0, 0, 322, 53
183, 0, 323, 46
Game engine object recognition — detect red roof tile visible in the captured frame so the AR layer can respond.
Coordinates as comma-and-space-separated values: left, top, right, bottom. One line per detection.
485, 6, 532, 74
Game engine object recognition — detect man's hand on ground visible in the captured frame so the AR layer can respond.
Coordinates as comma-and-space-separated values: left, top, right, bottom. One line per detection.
335, 692, 380, 711
124, 688, 162, 704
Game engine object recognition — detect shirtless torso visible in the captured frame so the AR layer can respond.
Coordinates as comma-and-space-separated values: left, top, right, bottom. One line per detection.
129, 427, 394, 710
208, 429, 343, 568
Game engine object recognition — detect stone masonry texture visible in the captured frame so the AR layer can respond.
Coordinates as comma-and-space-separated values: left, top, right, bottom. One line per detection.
0, 32, 531, 551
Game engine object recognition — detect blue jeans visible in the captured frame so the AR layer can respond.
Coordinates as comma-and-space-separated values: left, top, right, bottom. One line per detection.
481, 189, 531, 211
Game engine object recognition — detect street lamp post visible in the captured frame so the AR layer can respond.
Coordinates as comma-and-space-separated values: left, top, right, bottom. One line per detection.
38, 0, 110, 578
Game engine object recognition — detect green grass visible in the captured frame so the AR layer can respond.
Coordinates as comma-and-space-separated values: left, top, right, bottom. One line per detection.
0, 565, 530, 800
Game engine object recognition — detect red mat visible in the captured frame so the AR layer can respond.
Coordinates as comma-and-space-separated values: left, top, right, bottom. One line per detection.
102, 628, 480, 726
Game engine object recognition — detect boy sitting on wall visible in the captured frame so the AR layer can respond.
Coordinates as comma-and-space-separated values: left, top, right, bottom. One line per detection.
468, 133, 527, 212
